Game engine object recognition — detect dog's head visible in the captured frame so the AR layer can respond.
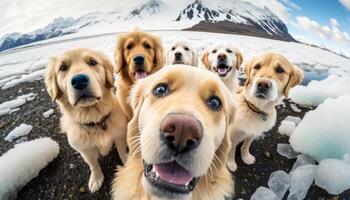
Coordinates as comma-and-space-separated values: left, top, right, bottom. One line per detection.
243, 52, 304, 105
115, 30, 165, 82
166, 41, 198, 66
201, 45, 243, 79
127, 66, 234, 199
44, 48, 114, 107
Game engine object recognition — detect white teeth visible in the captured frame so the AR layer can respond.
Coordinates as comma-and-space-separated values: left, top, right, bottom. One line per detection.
185, 182, 190, 186
155, 171, 159, 178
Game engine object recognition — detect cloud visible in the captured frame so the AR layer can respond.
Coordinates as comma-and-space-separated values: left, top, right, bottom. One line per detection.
281, 0, 301, 10
294, 16, 350, 45
339, 0, 350, 10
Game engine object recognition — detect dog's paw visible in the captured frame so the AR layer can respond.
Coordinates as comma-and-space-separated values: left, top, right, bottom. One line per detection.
242, 153, 256, 165
227, 160, 238, 172
88, 170, 104, 193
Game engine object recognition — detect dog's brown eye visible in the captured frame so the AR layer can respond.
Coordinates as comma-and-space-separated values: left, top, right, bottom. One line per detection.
126, 44, 133, 50
153, 83, 169, 97
207, 96, 222, 111
212, 49, 217, 54
253, 64, 261, 70
59, 63, 68, 71
171, 47, 175, 51
275, 66, 285, 73
226, 49, 232, 53
144, 43, 151, 49
89, 59, 97, 66
184, 46, 189, 51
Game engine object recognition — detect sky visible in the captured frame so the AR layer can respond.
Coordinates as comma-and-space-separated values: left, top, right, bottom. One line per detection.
0, 0, 349, 56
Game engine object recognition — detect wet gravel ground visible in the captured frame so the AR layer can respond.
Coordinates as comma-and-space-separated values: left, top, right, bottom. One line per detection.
0, 80, 349, 200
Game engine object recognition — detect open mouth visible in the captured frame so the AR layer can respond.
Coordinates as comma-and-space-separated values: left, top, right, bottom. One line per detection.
134, 70, 148, 80
144, 161, 199, 194
216, 63, 232, 77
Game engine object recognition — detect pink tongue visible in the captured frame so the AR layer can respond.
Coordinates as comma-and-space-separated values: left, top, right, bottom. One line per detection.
154, 161, 193, 185
218, 67, 228, 75
135, 71, 148, 79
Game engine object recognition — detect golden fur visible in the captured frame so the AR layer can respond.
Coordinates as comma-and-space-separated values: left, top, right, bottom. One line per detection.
114, 30, 165, 120
112, 66, 235, 200
45, 48, 128, 192
227, 52, 304, 171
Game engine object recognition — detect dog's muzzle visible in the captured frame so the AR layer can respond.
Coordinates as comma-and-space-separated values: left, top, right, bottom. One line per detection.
133, 55, 148, 79
215, 61, 232, 77
71, 74, 100, 105
255, 79, 272, 99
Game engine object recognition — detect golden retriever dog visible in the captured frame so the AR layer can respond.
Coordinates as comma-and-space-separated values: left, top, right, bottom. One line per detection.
166, 40, 198, 66
45, 48, 128, 192
200, 45, 243, 93
112, 66, 235, 200
115, 30, 165, 120
226, 52, 304, 171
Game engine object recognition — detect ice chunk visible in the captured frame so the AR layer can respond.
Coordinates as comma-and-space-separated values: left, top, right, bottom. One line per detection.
278, 120, 296, 136
17, 92, 36, 101
251, 187, 279, 200
290, 94, 350, 161
291, 154, 316, 172
290, 104, 301, 112
0, 137, 59, 199
277, 143, 299, 159
288, 165, 318, 200
268, 170, 290, 199
43, 109, 54, 118
5, 124, 33, 142
290, 75, 350, 106
284, 116, 302, 126
315, 158, 350, 195
0, 98, 26, 111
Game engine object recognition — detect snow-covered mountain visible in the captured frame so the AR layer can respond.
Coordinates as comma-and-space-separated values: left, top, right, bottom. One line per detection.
0, 0, 295, 52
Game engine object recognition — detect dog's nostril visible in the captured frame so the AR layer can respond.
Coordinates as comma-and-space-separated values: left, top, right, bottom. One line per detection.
165, 135, 175, 142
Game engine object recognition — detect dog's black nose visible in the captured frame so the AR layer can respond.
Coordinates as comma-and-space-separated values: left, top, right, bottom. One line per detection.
218, 53, 226, 62
257, 80, 271, 92
175, 52, 182, 59
134, 55, 144, 65
160, 114, 203, 154
71, 74, 89, 90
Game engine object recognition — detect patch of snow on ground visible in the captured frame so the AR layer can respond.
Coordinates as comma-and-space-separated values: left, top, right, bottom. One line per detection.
284, 116, 302, 126
0, 99, 26, 116
0, 137, 59, 200
290, 94, 350, 161
278, 120, 296, 137
5, 124, 33, 142
290, 75, 350, 106
290, 104, 301, 112
315, 155, 350, 195
43, 109, 54, 118
2, 69, 45, 89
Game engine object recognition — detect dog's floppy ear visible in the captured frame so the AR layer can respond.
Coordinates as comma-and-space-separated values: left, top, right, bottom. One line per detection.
243, 59, 253, 86
102, 56, 114, 89
154, 37, 165, 68
200, 50, 210, 69
191, 47, 198, 66
114, 35, 126, 74
283, 64, 304, 97
45, 57, 62, 102
127, 80, 147, 155
235, 50, 243, 70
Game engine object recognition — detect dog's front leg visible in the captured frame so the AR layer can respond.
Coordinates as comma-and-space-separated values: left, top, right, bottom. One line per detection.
241, 136, 256, 165
80, 148, 104, 192
115, 134, 128, 164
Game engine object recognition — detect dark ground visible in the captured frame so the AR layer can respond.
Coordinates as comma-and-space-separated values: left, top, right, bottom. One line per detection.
0, 80, 349, 200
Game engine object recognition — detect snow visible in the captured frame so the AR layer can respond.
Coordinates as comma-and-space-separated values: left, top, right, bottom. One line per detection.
0, 93, 36, 116
291, 154, 316, 172
2, 69, 45, 89
251, 187, 279, 200
5, 124, 33, 142
268, 170, 290, 199
315, 156, 350, 195
43, 109, 54, 118
290, 75, 350, 106
290, 94, 350, 161
277, 143, 299, 159
290, 104, 301, 112
278, 120, 296, 137
288, 165, 318, 200
284, 116, 302, 126
0, 137, 60, 200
